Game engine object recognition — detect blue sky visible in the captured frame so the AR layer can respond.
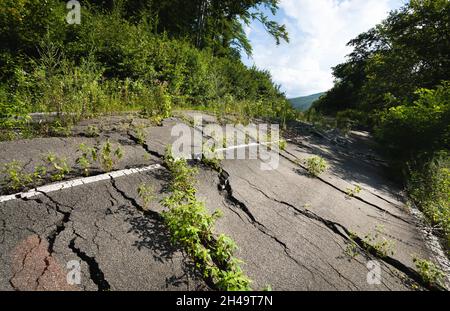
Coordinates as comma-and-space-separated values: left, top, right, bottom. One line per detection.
242, 0, 407, 98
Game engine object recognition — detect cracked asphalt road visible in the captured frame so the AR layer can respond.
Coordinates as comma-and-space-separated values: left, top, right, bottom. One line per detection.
0, 112, 447, 291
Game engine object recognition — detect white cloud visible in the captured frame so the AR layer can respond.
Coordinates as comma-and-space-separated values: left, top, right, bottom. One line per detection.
245, 0, 403, 97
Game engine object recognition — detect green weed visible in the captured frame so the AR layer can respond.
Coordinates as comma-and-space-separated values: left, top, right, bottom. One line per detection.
138, 183, 155, 210
413, 257, 445, 287
305, 156, 328, 177
100, 140, 123, 172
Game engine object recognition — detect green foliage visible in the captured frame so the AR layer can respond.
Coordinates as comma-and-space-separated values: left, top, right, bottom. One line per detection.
137, 183, 155, 210
162, 146, 252, 291
0, 2, 294, 139
375, 83, 450, 160
1, 160, 34, 191
413, 257, 445, 287
305, 156, 328, 177
99, 140, 123, 172
344, 240, 360, 259
278, 139, 287, 151
132, 124, 146, 145
345, 185, 362, 198
76, 143, 98, 177
44, 153, 70, 181
408, 152, 450, 250
363, 225, 396, 258
86, 125, 100, 138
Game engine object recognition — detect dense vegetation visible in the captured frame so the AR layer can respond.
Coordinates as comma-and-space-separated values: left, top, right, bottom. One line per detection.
314, 0, 449, 252
0, 0, 295, 139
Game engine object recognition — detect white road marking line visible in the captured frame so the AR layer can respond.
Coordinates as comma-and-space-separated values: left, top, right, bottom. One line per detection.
0, 164, 163, 203
1, 140, 290, 203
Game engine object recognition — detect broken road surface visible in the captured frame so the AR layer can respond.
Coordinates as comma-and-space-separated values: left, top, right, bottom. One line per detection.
0, 112, 448, 291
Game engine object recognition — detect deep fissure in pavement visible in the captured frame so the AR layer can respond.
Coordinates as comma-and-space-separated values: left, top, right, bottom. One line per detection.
69, 239, 111, 291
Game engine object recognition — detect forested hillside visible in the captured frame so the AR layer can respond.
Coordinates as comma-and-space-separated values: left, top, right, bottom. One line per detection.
289, 92, 324, 111
313, 0, 449, 252
0, 0, 295, 137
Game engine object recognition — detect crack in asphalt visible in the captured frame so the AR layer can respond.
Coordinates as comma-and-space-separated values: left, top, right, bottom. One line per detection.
127, 131, 165, 159
280, 149, 412, 225
68, 238, 110, 291
215, 167, 335, 285
109, 176, 163, 222
239, 177, 445, 291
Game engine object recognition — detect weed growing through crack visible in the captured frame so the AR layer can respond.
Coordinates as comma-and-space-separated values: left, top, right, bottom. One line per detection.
50, 120, 73, 137
363, 225, 396, 257
44, 153, 71, 181
77, 143, 98, 176
162, 146, 252, 291
305, 156, 328, 177
138, 183, 155, 210
345, 185, 362, 198
100, 140, 123, 172
413, 257, 445, 287
278, 139, 287, 151
344, 240, 360, 259
1, 160, 34, 191
86, 125, 100, 137
133, 124, 146, 145
201, 144, 222, 172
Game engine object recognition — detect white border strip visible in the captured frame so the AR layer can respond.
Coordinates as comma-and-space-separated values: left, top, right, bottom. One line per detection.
0, 164, 162, 203
1, 140, 288, 203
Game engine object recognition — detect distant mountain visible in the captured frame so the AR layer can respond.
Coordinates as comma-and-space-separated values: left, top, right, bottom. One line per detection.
289, 92, 325, 111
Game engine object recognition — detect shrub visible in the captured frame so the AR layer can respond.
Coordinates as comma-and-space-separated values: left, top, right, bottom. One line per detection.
408, 151, 450, 250
375, 83, 450, 160
305, 156, 329, 177
413, 257, 445, 287
1, 160, 34, 191
137, 183, 155, 210
162, 147, 252, 291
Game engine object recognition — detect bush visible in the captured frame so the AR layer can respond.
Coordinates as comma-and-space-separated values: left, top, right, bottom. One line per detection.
375, 82, 450, 160
305, 156, 329, 177
408, 151, 450, 250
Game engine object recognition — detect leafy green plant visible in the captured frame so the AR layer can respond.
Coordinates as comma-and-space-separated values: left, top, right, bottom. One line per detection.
363, 225, 396, 257
138, 183, 155, 210
50, 120, 72, 137
305, 156, 328, 177
86, 125, 100, 137
76, 143, 98, 176
344, 240, 360, 259
278, 139, 287, 151
408, 151, 450, 251
161, 146, 252, 291
1, 161, 34, 191
345, 185, 362, 198
44, 153, 70, 181
413, 257, 445, 287
133, 125, 146, 145
99, 140, 123, 172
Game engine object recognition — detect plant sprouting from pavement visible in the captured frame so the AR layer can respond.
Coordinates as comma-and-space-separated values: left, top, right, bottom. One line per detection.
44, 153, 71, 181
413, 257, 445, 287
345, 185, 362, 198
86, 125, 100, 137
305, 156, 328, 177
161, 146, 252, 291
77, 143, 98, 176
362, 225, 396, 257
100, 140, 123, 172
138, 182, 155, 210
1, 161, 34, 191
